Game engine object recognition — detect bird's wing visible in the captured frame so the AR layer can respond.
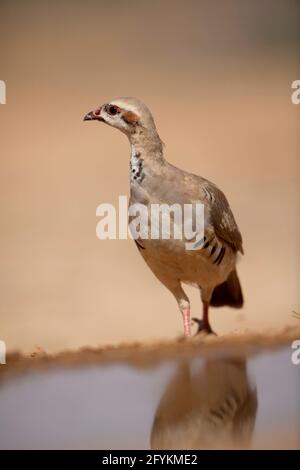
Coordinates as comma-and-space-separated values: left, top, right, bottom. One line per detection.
201, 181, 244, 254
131, 162, 244, 254
202, 359, 257, 447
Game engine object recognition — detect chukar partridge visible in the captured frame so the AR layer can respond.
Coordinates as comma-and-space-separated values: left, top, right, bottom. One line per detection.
150, 357, 257, 450
84, 97, 243, 336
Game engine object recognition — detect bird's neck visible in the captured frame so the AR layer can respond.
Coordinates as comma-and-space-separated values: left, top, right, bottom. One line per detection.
129, 126, 164, 163
128, 127, 165, 186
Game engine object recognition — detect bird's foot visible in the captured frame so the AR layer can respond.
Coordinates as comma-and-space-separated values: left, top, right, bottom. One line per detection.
192, 317, 216, 335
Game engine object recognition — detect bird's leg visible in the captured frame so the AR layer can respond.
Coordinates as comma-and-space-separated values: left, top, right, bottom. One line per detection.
202, 301, 213, 333
150, 275, 191, 337
192, 305, 214, 334
181, 304, 191, 337
193, 287, 215, 335
171, 285, 191, 336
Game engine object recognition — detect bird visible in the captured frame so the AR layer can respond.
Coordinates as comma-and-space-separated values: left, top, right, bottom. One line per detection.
84, 97, 244, 336
150, 356, 257, 450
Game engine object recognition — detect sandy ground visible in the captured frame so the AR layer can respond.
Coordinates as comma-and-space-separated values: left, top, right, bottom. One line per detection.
2, 325, 300, 379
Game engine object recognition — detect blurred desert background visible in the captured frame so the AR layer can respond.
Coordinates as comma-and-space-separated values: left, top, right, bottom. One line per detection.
0, 0, 299, 354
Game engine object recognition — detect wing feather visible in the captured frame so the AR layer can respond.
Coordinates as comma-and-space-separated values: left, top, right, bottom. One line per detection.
203, 182, 244, 254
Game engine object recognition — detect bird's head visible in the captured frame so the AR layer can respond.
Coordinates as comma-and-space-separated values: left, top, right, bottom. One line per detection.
84, 97, 157, 137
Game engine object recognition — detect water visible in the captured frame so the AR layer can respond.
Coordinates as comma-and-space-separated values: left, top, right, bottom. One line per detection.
0, 346, 299, 449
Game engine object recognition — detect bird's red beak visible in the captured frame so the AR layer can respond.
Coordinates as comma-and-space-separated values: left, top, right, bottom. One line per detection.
83, 106, 104, 121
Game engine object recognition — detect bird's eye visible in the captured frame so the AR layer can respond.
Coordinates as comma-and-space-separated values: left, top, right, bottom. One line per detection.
107, 105, 119, 116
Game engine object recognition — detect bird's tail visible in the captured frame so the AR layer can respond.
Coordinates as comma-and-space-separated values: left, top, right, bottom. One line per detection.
210, 269, 243, 308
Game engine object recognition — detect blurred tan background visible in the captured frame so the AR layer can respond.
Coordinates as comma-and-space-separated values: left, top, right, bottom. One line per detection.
0, 0, 299, 353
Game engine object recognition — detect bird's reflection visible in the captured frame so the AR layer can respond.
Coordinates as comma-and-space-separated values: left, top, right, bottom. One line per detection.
151, 355, 257, 450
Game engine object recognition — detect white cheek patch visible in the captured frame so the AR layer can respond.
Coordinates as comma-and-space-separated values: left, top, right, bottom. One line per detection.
102, 112, 128, 131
